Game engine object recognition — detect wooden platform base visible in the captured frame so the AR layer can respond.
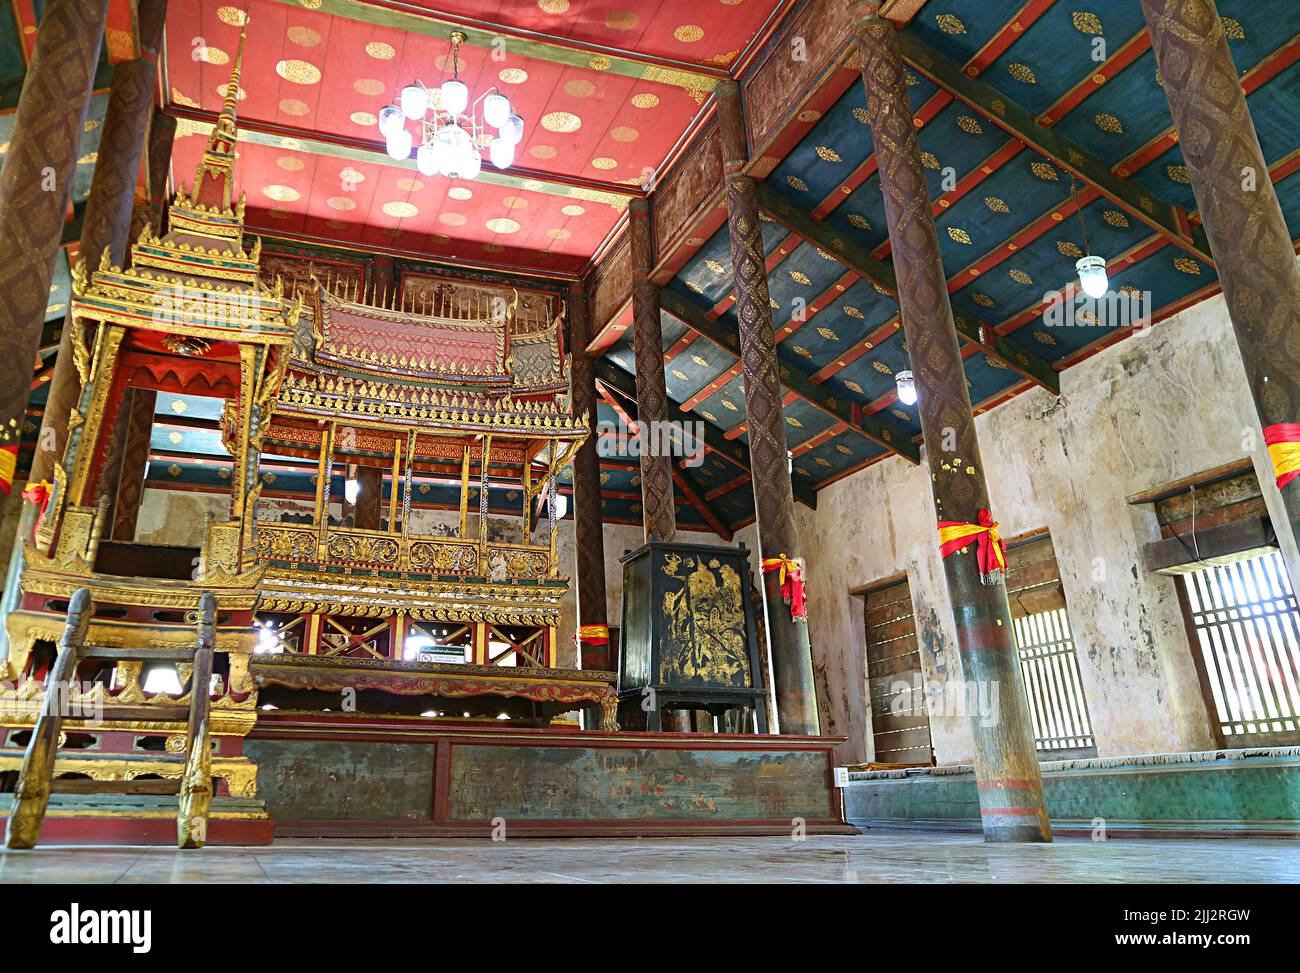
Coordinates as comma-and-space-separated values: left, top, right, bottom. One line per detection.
0, 795, 274, 846
248, 714, 853, 837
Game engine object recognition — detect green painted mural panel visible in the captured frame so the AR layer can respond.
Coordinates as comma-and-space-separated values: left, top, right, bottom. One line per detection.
449, 745, 831, 821
246, 739, 434, 821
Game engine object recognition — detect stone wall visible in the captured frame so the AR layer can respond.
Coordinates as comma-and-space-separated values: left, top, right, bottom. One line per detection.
796, 291, 1300, 766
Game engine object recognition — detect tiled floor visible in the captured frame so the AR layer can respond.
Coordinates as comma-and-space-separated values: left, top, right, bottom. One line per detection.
0, 831, 1298, 883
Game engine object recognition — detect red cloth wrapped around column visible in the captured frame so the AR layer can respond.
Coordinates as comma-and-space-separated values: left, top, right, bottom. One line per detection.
937, 508, 1006, 585
761, 554, 808, 621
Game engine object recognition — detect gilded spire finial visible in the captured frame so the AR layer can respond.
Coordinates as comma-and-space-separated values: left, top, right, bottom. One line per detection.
216, 13, 249, 140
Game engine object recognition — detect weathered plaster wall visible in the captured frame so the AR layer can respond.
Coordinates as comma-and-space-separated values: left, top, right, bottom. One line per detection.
135, 488, 229, 547
797, 290, 1296, 766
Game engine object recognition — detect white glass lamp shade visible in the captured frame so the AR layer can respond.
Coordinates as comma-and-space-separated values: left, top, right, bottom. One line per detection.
400, 84, 428, 121
416, 141, 438, 177
378, 105, 405, 138
484, 92, 511, 128
440, 78, 469, 116
489, 136, 515, 170
385, 126, 412, 161
344, 477, 361, 504
894, 369, 917, 406
461, 146, 482, 181
499, 113, 524, 145
1075, 254, 1109, 298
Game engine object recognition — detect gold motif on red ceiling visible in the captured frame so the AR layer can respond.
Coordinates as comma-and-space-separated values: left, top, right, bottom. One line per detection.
1103, 210, 1129, 228
674, 25, 705, 43
589, 56, 612, 71
541, 111, 582, 133
366, 41, 396, 60
1174, 257, 1201, 275
1072, 12, 1103, 36
350, 111, 378, 127
396, 177, 423, 191
530, 145, 558, 160
354, 78, 385, 96
264, 185, 301, 202
611, 127, 639, 142
591, 157, 618, 170
565, 79, 597, 98
539, 0, 570, 13
985, 196, 1009, 213
218, 6, 248, 25
499, 68, 528, 84
449, 187, 473, 200
268, 209, 293, 219
327, 197, 355, 211
935, 14, 966, 35
1167, 164, 1190, 184
1008, 63, 1036, 84
277, 59, 322, 85
1094, 113, 1123, 134
502, 196, 528, 209
786, 176, 809, 192
288, 26, 322, 47
947, 227, 972, 245
278, 156, 305, 171
439, 212, 466, 225
198, 45, 230, 65
606, 9, 638, 30
815, 146, 842, 163
561, 204, 585, 217
548, 228, 572, 240
279, 98, 309, 116
383, 201, 418, 218
631, 93, 660, 109
106, 28, 134, 60
705, 51, 740, 67
1057, 241, 1082, 257
1030, 161, 1059, 181
956, 115, 983, 135
486, 218, 521, 234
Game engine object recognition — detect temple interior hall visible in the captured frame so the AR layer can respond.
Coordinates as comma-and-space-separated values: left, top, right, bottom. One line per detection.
0, 0, 1298, 893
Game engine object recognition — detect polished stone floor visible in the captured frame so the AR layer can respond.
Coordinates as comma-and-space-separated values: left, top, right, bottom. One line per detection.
0, 831, 1297, 883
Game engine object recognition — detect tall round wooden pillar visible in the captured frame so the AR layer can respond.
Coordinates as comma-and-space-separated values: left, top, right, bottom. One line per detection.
715, 81, 820, 737
853, 3, 1049, 841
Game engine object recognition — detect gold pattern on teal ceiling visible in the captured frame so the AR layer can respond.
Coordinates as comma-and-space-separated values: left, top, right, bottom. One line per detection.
842, 305, 864, 319
1008, 63, 1036, 84
1072, 12, 1103, 35
947, 227, 972, 245
971, 293, 995, 308
789, 270, 812, 285
1009, 268, 1034, 285
956, 115, 983, 135
847, 214, 872, 230
817, 327, 839, 341
1095, 113, 1124, 134
815, 146, 842, 163
921, 151, 940, 170
934, 14, 965, 35
787, 176, 809, 191
1174, 257, 1201, 275
1103, 210, 1130, 228
1032, 331, 1057, 346
984, 196, 1009, 214
1057, 241, 1082, 257
1031, 161, 1059, 181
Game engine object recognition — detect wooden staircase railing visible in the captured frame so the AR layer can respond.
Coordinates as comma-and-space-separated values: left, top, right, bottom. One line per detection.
4, 588, 217, 849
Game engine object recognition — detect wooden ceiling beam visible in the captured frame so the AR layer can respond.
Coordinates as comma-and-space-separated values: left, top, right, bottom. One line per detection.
659, 285, 920, 463
894, 31, 1214, 266
755, 181, 1059, 394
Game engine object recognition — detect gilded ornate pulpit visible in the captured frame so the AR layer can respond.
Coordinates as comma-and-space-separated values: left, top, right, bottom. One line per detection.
616, 540, 768, 732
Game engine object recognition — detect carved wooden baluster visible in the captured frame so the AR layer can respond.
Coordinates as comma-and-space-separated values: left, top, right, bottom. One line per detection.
5, 587, 92, 849
178, 592, 215, 849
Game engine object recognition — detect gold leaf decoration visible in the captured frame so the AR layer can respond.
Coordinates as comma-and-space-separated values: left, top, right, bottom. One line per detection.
263, 185, 300, 202
1167, 164, 1191, 184
871, 361, 891, 374
935, 13, 966, 34
787, 175, 809, 191
815, 145, 842, 163
276, 59, 321, 84
1221, 17, 1245, 40
814, 456, 832, 467
1008, 63, 1037, 84
785, 415, 803, 428
631, 92, 660, 109
947, 226, 972, 245
691, 354, 709, 367
852, 107, 870, 124
1032, 331, 1057, 346
541, 111, 582, 133
792, 346, 812, 358
1031, 161, 1059, 181
769, 297, 780, 309
789, 270, 812, 285
674, 24, 704, 42
499, 68, 529, 84
722, 400, 738, 412
984, 196, 1009, 214
847, 213, 872, 230
1072, 12, 1103, 35
705, 259, 725, 274
956, 115, 983, 135
1095, 113, 1124, 134
383, 201, 418, 218
1174, 257, 1201, 275
971, 293, 996, 308
842, 305, 864, 319
686, 280, 704, 294
844, 380, 864, 394
921, 151, 940, 170
1103, 210, 1130, 228
672, 369, 688, 381
1057, 241, 1083, 257
817, 327, 839, 342
539, 0, 569, 12
891, 408, 911, 421
486, 217, 521, 234
1009, 268, 1034, 285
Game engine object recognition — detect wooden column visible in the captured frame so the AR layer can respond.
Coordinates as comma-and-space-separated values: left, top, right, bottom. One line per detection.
568, 283, 612, 671
130, 107, 177, 241
33, 0, 166, 490
107, 388, 156, 541
353, 466, 383, 530
628, 198, 677, 543
0, 0, 110, 495
854, 3, 1049, 841
1142, 0, 1300, 553
716, 81, 820, 736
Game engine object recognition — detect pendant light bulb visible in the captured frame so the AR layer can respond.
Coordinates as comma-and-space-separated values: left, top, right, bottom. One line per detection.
378, 105, 405, 138
1076, 254, 1109, 299
440, 79, 468, 116
484, 92, 511, 128
895, 369, 917, 406
400, 84, 428, 121
385, 126, 412, 161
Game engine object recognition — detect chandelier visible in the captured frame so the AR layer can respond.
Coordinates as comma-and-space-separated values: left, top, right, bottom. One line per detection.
377, 30, 525, 181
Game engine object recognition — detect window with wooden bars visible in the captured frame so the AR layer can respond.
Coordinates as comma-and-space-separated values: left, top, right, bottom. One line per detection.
1144, 464, 1300, 747
861, 576, 933, 765
1004, 532, 1097, 757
